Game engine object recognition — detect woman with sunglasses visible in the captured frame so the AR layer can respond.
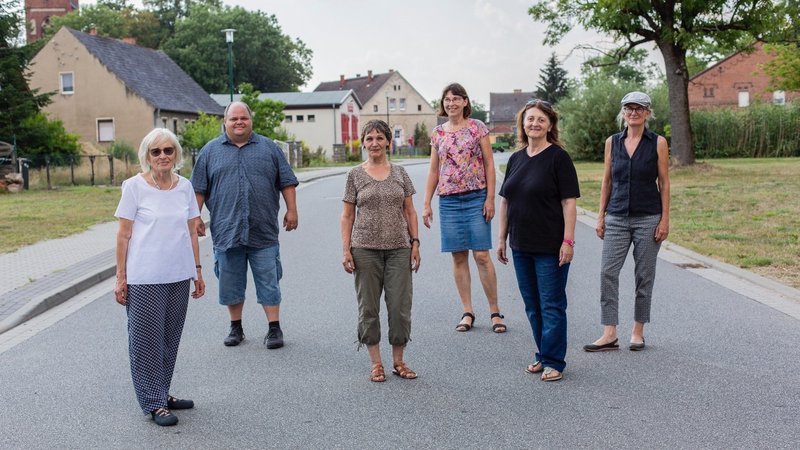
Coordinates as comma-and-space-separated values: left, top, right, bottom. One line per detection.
583, 91, 670, 353
422, 82, 506, 334
114, 128, 205, 426
497, 100, 579, 382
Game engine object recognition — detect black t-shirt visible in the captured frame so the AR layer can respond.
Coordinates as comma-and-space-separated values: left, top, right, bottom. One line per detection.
499, 145, 580, 254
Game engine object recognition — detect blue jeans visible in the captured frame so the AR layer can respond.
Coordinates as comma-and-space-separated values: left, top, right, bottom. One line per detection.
213, 245, 282, 306
512, 251, 569, 372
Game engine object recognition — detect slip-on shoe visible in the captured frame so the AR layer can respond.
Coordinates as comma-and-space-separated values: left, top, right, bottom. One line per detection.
629, 338, 646, 351
583, 338, 619, 352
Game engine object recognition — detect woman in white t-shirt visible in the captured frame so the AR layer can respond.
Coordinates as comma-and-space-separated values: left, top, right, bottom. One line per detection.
114, 128, 205, 427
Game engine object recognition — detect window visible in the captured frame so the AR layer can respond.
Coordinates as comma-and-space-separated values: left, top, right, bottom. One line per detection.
296, 115, 304, 122
389, 98, 396, 111
97, 119, 114, 142
173, 119, 178, 133
399, 98, 406, 111
308, 115, 315, 122
161, 118, 168, 128
285, 115, 292, 122
373, 104, 378, 113
703, 87, 715, 98
418, 104, 422, 112
60, 72, 74, 94
738, 90, 750, 108
773, 91, 786, 105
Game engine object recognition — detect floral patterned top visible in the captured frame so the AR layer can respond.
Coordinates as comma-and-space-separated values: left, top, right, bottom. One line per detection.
430, 118, 489, 196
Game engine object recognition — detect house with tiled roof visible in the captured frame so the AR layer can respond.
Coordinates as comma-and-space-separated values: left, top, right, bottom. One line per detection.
314, 70, 436, 150
28, 27, 222, 153
688, 41, 800, 109
212, 91, 361, 159
488, 89, 533, 146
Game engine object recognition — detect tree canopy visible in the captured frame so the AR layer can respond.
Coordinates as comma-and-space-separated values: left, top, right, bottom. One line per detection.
529, 0, 789, 166
534, 53, 570, 104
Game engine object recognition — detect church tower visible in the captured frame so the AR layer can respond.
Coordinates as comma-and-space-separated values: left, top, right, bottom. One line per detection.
25, 0, 80, 43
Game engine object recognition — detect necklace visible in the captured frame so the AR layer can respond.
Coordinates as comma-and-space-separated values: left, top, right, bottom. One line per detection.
150, 171, 175, 191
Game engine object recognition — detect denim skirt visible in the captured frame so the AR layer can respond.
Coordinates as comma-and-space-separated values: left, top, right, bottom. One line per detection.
438, 188, 492, 252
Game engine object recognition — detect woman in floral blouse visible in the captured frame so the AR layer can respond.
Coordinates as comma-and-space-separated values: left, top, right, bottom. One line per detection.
422, 82, 506, 333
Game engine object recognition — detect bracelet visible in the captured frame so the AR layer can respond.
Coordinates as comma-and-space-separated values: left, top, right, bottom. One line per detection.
562, 239, 575, 247
410, 238, 420, 246
196, 264, 202, 269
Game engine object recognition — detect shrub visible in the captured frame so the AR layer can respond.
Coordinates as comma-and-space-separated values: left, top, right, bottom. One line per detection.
108, 140, 136, 162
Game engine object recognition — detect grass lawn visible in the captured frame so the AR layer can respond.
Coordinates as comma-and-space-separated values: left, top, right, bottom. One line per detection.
0, 185, 121, 253
572, 158, 800, 289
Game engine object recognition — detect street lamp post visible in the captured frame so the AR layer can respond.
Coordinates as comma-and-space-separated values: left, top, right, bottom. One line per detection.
385, 91, 391, 157
222, 29, 236, 103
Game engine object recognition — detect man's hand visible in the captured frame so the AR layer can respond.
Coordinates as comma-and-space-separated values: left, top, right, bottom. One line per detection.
284, 210, 298, 231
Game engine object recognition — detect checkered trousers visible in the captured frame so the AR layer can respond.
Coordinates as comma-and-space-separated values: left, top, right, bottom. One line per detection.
126, 280, 190, 413
599, 214, 662, 325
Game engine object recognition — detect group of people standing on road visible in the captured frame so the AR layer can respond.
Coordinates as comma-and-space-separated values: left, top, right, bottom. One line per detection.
113, 81, 670, 426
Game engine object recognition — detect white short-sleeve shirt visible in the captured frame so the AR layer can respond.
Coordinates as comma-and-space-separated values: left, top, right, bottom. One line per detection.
115, 174, 201, 285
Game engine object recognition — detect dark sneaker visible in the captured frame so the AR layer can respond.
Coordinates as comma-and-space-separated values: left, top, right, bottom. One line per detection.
264, 328, 284, 349
224, 325, 245, 346
167, 396, 194, 410
151, 408, 178, 426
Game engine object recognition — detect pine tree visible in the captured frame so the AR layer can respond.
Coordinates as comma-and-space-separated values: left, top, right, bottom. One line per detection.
534, 53, 570, 104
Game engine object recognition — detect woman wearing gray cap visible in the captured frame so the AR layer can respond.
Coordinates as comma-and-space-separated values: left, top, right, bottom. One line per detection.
583, 91, 670, 353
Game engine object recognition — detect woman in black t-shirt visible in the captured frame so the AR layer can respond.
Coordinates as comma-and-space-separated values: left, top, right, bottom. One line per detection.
497, 100, 580, 382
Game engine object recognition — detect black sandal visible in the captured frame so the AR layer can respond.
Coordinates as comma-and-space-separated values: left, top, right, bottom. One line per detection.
150, 407, 178, 426
491, 312, 507, 333
455, 312, 475, 332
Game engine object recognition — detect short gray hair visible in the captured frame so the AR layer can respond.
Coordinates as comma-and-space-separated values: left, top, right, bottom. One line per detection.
137, 128, 184, 172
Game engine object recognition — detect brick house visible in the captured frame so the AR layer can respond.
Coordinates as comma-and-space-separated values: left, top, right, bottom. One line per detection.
314, 70, 436, 150
688, 41, 800, 109
25, 0, 79, 43
28, 27, 222, 154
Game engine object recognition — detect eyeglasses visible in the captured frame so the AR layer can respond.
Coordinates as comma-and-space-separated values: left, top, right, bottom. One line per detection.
149, 147, 175, 157
623, 106, 649, 114
443, 96, 464, 104
526, 99, 553, 108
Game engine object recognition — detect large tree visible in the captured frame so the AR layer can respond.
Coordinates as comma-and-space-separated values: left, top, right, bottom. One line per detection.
161, 5, 312, 94
0, 0, 50, 143
529, 0, 785, 166
534, 52, 570, 104
45, 4, 164, 49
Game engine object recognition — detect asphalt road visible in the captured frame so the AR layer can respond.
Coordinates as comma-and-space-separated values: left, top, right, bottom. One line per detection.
1, 162, 799, 449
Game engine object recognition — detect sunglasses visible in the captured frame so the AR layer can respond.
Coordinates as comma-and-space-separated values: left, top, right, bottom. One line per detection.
526, 99, 553, 108
149, 147, 175, 157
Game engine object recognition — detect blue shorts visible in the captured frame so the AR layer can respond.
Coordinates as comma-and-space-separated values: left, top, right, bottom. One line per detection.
213, 245, 282, 306
438, 188, 492, 252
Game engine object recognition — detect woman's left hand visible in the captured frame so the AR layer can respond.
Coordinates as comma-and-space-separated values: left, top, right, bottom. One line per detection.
191, 277, 205, 299
483, 198, 495, 222
410, 247, 421, 273
654, 219, 669, 242
558, 243, 574, 267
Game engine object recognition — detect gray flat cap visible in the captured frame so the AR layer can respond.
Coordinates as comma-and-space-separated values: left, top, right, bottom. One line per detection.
621, 91, 651, 107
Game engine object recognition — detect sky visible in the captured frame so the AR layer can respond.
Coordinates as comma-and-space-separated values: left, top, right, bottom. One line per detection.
80, 0, 664, 105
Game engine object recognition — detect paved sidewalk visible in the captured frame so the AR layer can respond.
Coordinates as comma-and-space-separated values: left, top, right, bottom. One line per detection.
2, 159, 799, 334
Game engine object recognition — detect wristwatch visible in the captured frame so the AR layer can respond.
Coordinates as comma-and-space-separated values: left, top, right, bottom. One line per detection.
410, 238, 420, 246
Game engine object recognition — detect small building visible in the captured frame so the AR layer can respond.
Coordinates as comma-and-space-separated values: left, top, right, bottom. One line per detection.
314, 70, 436, 150
211, 91, 361, 159
28, 27, 222, 153
688, 41, 800, 109
489, 89, 533, 140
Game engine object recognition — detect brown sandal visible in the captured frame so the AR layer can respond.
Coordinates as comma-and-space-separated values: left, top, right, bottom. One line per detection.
370, 363, 386, 382
392, 362, 418, 379
525, 361, 543, 374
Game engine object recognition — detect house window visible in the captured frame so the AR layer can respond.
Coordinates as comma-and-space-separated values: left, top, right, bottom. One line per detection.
399, 98, 406, 111
389, 98, 396, 111
773, 91, 786, 105
97, 119, 114, 142
296, 115, 304, 122
162, 118, 168, 128
173, 119, 178, 133
373, 105, 378, 113
285, 115, 292, 122
738, 90, 750, 108
308, 115, 315, 122
60, 72, 74, 94
418, 104, 422, 112
703, 87, 715, 98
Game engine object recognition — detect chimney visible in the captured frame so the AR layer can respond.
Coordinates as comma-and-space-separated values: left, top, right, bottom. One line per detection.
513, 89, 522, 93
88, 27, 98, 36
368, 70, 373, 82
122, 37, 137, 45
388, 69, 394, 73
339, 74, 345, 88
